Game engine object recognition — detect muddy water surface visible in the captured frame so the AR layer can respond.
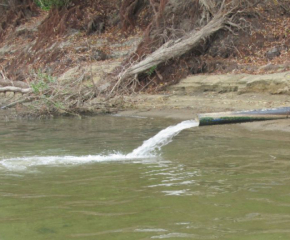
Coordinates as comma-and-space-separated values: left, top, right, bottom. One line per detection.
0, 116, 290, 240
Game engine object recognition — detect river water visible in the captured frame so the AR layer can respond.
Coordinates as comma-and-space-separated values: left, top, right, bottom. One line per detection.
0, 115, 290, 240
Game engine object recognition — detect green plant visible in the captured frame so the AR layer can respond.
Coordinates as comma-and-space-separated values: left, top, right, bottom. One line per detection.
145, 65, 157, 76
34, 0, 71, 10
31, 69, 55, 94
31, 80, 48, 94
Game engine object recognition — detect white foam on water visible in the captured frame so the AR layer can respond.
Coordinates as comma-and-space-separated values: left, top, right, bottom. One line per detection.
0, 153, 134, 172
0, 120, 198, 171
127, 120, 198, 158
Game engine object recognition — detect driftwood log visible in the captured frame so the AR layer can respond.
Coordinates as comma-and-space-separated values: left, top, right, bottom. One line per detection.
0, 86, 32, 93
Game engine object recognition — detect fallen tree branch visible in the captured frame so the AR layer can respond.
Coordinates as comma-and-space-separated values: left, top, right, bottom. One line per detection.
0, 86, 32, 93
112, 12, 228, 93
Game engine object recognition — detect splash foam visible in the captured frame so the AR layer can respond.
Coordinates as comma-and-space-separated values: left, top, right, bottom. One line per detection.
0, 120, 198, 171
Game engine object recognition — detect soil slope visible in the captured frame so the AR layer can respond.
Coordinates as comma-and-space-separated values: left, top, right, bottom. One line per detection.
0, 0, 289, 132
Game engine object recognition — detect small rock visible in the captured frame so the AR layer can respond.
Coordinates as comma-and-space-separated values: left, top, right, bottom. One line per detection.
265, 46, 281, 60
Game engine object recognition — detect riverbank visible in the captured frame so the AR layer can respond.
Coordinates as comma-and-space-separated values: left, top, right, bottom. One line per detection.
1, 66, 290, 132
1, 91, 289, 132
1, 1, 290, 129
1, 70, 290, 132
117, 93, 290, 132
116, 71, 290, 132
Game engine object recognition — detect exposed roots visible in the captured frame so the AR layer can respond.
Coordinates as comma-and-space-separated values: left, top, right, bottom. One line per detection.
111, 0, 260, 95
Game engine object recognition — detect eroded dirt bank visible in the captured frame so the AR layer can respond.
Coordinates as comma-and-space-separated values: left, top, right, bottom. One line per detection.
0, 1, 290, 132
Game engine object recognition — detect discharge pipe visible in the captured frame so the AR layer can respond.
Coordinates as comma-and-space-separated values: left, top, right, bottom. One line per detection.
197, 107, 290, 126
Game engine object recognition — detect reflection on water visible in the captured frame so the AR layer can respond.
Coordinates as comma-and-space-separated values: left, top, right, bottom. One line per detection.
0, 116, 290, 240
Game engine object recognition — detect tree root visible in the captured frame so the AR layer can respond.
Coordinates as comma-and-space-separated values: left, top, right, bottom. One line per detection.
111, 0, 251, 94
112, 12, 227, 94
